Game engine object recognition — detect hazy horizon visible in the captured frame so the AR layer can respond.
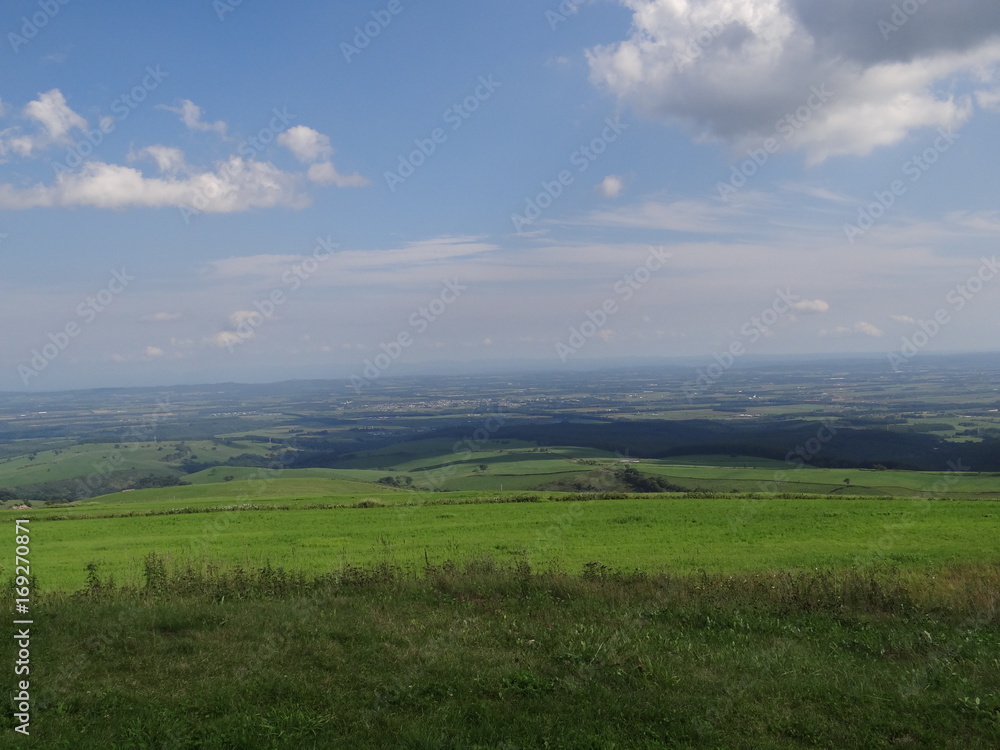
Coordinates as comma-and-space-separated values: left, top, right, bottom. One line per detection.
3, 350, 999, 396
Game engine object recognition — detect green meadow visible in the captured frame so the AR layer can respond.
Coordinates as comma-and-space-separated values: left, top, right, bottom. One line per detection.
11, 491, 1000, 593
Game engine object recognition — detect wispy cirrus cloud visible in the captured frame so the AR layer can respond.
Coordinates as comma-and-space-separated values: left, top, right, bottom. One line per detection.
201, 236, 499, 281
569, 195, 764, 233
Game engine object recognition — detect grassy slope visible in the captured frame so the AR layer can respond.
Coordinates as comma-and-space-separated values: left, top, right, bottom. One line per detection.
319, 443, 1000, 496
0, 440, 273, 487
4, 437, 996, 500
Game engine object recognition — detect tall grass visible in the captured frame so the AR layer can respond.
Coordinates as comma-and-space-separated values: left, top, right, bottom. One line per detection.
64, 553, 995, 625
5, 557, 999, 748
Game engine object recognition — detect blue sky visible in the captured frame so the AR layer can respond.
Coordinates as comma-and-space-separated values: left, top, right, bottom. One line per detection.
2, 0, 999, 391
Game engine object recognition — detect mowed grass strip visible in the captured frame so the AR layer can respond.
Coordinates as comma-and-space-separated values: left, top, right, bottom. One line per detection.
13, 495, 1000, 592
86, 476, 398, 504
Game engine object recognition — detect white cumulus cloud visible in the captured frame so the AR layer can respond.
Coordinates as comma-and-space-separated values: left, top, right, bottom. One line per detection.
0, 158, 311, 212
822, 321, 884, 338
0, 92, 367, 212
587, 0, 1000, 162
855, 321, 884, 338
277, 126, 370, 187
278, 126, 333, 163
159, 99, 227, 134
307, 161, 370, 187
0, 152, 367, 212
1, 89, 87, 157
598, 174, 626, 198
132, 145, 187, 174
792, 299, 830, 313
207, 331, 247, 349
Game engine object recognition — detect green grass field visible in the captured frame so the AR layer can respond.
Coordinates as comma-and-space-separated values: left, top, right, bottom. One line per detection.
9, 492, 999, 593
